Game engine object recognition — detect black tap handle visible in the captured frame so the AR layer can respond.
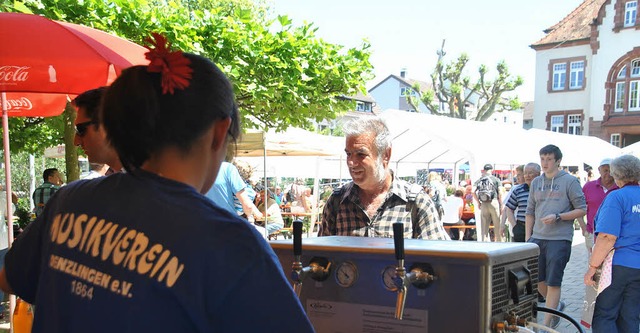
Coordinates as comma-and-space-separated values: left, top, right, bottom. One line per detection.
293, 220, 303, 256
393, 222, 405, 260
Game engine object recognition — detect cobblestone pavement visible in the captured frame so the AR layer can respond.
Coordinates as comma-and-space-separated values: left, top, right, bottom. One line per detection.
536, 230, 592, 333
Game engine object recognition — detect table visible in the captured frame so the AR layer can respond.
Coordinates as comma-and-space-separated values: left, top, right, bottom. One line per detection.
280, 212, 319, 237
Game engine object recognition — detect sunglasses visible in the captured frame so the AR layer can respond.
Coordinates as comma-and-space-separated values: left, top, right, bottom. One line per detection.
74, 121, 96, 137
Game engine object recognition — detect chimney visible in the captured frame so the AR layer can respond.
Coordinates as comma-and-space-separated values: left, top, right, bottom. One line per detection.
400, 68, 407, 78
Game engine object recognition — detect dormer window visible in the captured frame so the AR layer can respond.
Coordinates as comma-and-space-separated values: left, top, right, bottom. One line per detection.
355, 101, 372, 112
400, 87, 416, 97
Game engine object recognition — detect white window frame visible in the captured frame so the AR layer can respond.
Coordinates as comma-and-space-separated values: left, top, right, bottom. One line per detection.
611, 133, 621, 147
569, 61, 584, 89
618, 66, 627, 78
630, 80, 640, 111
552, 63, 566, 91
615, 82, 626, 112
400, 87, 416, 97
625, 1, 637, 27
631, 59, 640, 77
567, 114, 581, 135
550, 115, 564, 133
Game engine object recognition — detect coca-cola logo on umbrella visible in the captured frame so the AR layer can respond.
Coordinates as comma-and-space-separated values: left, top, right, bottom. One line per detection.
0, 66, 30, 86
3, 97, 33, 111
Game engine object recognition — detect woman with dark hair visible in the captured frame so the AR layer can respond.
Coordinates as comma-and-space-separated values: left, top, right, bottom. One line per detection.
0, 34, 313, 333
584, 154, 640, 333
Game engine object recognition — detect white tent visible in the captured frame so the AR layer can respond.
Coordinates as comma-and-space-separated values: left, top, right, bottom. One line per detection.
378, 110, 621, 182
236, 128, 343, 157
234, 127, 346, 179
234, 128, 346, 238
621, 141, 640, 157
235, 111, 621, 185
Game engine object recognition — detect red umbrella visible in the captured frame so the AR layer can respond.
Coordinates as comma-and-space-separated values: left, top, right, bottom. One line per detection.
0, 13, 148, 313
1, 12, 148, 96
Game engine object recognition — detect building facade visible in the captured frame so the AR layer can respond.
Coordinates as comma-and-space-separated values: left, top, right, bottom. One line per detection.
367, 70, 431, 113
531, 0, 640, 147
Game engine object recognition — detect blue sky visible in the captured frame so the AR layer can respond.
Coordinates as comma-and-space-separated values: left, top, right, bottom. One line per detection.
270, 0, 585, 101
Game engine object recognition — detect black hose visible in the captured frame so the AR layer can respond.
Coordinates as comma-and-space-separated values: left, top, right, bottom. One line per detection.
534, 305, 586, 333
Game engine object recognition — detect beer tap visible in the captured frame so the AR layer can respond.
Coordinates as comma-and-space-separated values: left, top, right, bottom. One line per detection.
291, 220, 309, 297
392, 222, 408, 320
291, 220, 331, 297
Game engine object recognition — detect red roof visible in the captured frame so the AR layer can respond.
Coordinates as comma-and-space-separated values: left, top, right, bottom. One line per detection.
530, 0, 606, 49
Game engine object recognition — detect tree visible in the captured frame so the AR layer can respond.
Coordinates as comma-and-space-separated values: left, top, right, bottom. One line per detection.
407, 41, 523, 121
1, 0, 373, 179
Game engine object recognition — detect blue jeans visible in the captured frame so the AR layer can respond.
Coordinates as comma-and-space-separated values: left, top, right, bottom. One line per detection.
528, 238, 571, 286
266, 222, 284, 235
593, 265, 640, 333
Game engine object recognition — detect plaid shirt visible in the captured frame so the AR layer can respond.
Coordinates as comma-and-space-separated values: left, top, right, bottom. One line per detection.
319, 175, 450, 240
32, 182, 59, 217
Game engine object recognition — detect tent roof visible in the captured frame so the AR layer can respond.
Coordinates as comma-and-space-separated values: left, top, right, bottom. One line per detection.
235, 128, 343, 157
379, 110, 621, 179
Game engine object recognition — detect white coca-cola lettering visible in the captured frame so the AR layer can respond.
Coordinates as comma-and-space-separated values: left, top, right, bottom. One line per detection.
0, 66, 30, 82
3, 97, 33, 111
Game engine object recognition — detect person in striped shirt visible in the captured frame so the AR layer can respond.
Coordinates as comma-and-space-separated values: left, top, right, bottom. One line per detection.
505, 163, 540, 242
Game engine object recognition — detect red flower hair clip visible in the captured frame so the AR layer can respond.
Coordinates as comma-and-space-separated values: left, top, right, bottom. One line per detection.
144, 33, 193, 95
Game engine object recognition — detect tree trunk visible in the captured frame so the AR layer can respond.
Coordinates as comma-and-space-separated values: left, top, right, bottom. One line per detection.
63, 103, 79, 182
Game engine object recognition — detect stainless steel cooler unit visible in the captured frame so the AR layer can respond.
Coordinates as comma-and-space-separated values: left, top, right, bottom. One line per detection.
270, 235, 539, 333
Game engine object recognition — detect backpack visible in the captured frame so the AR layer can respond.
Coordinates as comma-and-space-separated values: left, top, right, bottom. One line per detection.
475, 176, 496, 202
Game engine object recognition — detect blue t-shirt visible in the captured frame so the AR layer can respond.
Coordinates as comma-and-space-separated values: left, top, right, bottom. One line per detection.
204, 162, 247, 215
5, 171, 313, 333
595, 184, 640, 269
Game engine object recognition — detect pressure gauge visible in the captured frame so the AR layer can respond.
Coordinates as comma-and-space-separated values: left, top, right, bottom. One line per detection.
381, 265, 399, 291
335, 261, 358, 288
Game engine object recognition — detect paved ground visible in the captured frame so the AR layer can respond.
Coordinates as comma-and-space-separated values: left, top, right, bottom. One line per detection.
538, 229, 592, 333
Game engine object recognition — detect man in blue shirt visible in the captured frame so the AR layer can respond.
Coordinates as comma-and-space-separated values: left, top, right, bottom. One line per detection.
205, 161, 263, 221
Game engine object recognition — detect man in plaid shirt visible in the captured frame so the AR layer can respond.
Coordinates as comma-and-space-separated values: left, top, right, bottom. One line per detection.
318, 117, 449, 240
32, 168, 63, 217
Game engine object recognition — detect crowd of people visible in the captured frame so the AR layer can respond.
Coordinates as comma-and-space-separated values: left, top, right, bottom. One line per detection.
1, 33, 637, 333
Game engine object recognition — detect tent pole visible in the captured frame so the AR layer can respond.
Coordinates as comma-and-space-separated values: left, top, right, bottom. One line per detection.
2, 92, 16, 330
263, 131, 268, 240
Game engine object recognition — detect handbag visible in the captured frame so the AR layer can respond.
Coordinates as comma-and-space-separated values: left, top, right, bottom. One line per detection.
596, 249, 615, 295
581, 248, 615, 328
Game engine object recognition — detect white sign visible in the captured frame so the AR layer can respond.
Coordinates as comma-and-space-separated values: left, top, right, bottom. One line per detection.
307, 299, 428, 333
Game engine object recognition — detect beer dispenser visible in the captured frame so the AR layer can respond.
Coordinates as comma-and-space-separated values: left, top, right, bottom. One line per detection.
271, 220, 540, 332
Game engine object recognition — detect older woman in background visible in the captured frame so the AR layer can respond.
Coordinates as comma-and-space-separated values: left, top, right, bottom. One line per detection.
584, 154, 640, 333
255, 185, 285, 236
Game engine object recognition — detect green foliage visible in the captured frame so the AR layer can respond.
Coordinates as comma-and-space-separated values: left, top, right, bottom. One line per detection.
408, 45, 523, 121
1, 0, 372, 157
15, 197, 32, 228
2, 116, 64, 154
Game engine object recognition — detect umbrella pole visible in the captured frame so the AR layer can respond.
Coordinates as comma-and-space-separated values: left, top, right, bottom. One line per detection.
2, 92, 16, 331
